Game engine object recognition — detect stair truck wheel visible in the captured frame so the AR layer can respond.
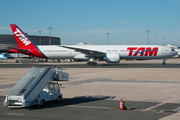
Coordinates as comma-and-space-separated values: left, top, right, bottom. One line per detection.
40, 100, 44, 106
56, 96, 62, 102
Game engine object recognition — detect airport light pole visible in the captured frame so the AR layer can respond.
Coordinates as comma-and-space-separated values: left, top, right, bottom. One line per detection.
146, 30, 150, 45
154, 35, 156, 45
107, 33, 110, 45
48, 27, 53, 45
163, 37, 165, 46
38, 31, 42, 45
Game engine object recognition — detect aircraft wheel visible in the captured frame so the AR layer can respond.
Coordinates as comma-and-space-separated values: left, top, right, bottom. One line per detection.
93, 62, 97, 65
86, 62, 90, 66
40, 100, 44, 106
15, 61, 19, 63
90, 62, 93, 65
56, 96, 61, 102
86, 62, 97, 66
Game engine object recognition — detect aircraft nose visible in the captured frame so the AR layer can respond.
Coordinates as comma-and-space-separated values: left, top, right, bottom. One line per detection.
175, 51, 178, 55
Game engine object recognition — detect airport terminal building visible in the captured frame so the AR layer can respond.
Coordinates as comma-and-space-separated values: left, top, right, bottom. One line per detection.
0, 34, 61, 52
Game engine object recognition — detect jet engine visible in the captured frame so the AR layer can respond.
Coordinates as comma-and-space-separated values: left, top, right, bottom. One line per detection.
104, 54, 120, 63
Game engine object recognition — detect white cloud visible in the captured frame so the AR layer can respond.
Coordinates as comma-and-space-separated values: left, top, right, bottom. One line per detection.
76, 28, 136, 34
24, 28, 40, 33
0, 27, 10, 30
78, 29, 111, 34
43, 7, 52, 12
173, 0, 180, 6
61, 9, 66, 12
53, 28, 141, 35
117, 21, 131, 25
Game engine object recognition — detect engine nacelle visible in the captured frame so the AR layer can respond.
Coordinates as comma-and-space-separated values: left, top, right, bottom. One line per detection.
74, 54, 89, 59
104, 54, 120, 63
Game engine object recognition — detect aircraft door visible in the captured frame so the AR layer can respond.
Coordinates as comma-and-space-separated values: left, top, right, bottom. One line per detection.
161, 49, 165, 54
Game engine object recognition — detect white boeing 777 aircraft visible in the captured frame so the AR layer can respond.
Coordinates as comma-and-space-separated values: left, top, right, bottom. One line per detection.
9, 24, 177, 65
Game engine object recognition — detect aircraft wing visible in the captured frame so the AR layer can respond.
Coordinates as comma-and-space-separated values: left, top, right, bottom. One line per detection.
61, 46, 105, 57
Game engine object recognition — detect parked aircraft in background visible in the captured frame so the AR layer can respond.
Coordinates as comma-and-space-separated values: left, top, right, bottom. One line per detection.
0, 53, 7, 62
175, 49, 180, 57
9, 24, 178, 65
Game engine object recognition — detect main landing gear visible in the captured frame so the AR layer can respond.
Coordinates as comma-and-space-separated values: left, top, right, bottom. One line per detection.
162, 60, 166, 65
15, 59, 19, 63
15, 53, 19, 63
162, 58, 168, 65
86, 57, 97, 66
86, 61, 97, 66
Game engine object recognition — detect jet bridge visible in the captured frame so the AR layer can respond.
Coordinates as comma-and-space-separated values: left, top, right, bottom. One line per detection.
4, 66, 69, 107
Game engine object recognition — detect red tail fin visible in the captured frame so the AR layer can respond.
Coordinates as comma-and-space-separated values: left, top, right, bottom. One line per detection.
10, 24, 47, 58
10, 24, 36, 49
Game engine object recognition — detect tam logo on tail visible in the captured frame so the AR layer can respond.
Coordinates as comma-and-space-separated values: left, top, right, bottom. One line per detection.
14, 28, 31, 46
10, 24, 47, 58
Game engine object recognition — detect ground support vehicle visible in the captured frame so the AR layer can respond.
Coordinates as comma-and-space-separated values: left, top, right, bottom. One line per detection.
4, 66, 69, 107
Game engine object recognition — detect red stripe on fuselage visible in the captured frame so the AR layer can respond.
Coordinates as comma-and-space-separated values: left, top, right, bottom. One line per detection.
10, 48, 46, 58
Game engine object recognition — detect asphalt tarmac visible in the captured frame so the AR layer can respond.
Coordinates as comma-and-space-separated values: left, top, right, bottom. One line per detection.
0, 58, 180, 120
0, 58, 180, 68
0, 96, 177, 120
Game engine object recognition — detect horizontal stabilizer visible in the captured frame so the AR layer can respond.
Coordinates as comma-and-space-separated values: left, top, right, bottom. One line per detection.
6, 46, 30, 53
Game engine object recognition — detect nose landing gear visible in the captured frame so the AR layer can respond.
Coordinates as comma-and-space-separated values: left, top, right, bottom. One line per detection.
162, 60, 166, 65
162, 58, 168, 65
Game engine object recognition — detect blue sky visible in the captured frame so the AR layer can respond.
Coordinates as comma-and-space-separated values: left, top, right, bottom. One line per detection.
1, 0, 180, 46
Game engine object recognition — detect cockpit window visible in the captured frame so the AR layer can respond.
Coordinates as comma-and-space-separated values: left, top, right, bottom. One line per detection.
171, 48, 175, 51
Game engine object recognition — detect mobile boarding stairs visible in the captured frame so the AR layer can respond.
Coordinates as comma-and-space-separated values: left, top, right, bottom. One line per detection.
4, 66, 69, 107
